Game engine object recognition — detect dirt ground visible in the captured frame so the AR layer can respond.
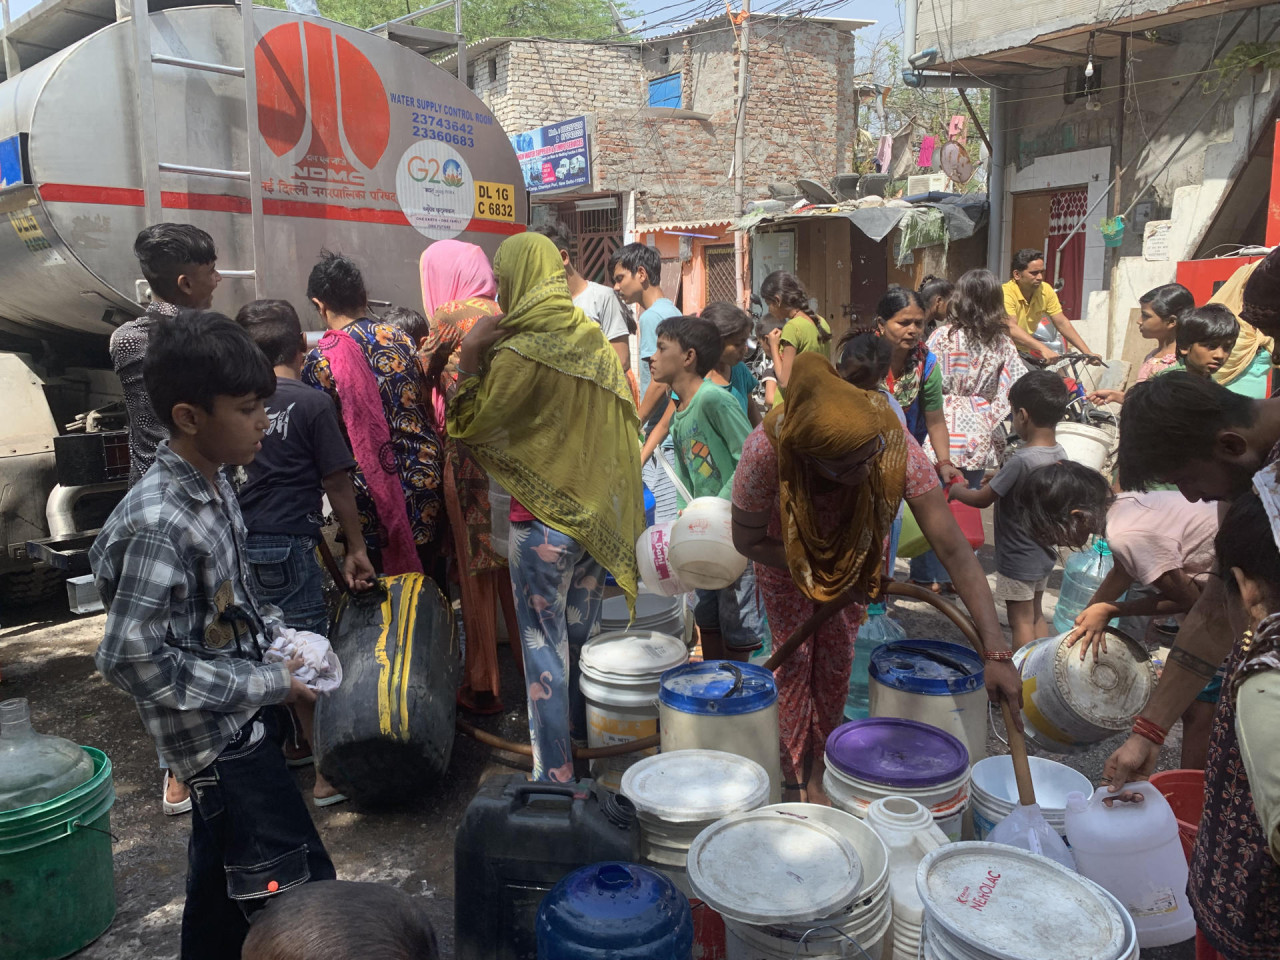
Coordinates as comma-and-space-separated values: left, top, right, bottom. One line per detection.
0, 543, 1194, 960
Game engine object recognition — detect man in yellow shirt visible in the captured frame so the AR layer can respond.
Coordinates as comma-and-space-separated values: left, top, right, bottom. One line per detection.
1003, 248, 1101, 361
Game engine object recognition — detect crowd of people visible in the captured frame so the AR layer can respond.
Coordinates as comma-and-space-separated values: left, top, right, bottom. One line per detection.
85, 216, 1280, 959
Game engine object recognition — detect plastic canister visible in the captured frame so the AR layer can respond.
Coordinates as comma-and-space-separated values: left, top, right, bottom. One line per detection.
636, 522, 690, 597
868, 641, 988, 764
620, 749, 770, 896
823, 719, 970, 842
1012, 630, 1156, 754
1064, 782, 1196, 948
0, 698, 95, 810
579, 631, 689, 791
536, 861, 693, 960
1052, 539, 1114, 635
916, 841, 1130, 960
668, 497, 749, 590
659, 662, 781, 803
844, 603, 906, 721
968, 755, 1091, 841
865, 796, 948, 960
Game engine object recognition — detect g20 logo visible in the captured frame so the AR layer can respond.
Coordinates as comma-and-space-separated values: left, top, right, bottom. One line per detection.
406, 156, 464, 188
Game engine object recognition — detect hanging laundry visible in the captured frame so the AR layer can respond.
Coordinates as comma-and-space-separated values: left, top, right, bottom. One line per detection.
948, 115, 967, 140
918, 136, 937, 168
876, 135, 893, 173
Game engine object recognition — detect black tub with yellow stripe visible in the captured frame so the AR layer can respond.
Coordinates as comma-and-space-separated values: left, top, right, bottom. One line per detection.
313, 574, 459, 805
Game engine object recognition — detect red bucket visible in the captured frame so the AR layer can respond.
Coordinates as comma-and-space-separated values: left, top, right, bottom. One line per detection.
690, 898, 726, 960
1150, 769, 1205, 862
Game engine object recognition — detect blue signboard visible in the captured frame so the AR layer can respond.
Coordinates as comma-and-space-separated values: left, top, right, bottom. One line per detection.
509, 116, 590, 194
0, 135, 26, 188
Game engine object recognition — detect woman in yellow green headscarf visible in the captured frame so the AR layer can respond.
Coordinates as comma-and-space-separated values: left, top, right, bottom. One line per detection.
448, 231, 644, 782
730, 351, 1017, 802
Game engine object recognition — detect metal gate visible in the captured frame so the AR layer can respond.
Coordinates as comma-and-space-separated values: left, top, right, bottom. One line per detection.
543, 196, 623, 285
704, 244, 737, 304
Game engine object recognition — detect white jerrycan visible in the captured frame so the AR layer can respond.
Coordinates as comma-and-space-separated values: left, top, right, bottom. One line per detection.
866, 796, 949, 960
1064, 781, 1196, 948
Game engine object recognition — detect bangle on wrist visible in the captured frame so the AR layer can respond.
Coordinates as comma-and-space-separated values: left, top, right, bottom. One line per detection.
1131, 716, 1168, 746
984, 650, 1015, 661
456, 365, 477, 380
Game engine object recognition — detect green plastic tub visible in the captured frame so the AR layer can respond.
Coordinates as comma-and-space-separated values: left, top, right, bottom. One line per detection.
0, 747, 116, 960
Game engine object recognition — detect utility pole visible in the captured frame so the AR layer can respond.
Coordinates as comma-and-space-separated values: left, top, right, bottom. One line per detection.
733, 0, 750, 307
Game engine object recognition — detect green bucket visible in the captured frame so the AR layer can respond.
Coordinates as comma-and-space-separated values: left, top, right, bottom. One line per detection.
0, 747, 116, 960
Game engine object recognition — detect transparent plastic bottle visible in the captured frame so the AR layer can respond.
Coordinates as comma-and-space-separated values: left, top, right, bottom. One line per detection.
0, 698, 94, 811
1052, 538, 1115, 636
844, 603, 907, 720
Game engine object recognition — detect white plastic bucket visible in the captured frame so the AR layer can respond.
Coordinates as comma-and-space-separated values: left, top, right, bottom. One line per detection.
724, 907, 891, 960
621, 749, 770, 887
969, 755, 1092, 840
1012, 631, 1156, 754
917, 842, 1131, 960
578, 630, 689, 791
1056, 421, 1113, 475
868, 641, 988, 765
823, 763, 970, 842
668, 497, 749, 590
600, 588, 685, 640
636, 522, 690, 597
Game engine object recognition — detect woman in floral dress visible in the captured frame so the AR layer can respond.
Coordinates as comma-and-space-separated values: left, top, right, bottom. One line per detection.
730, 353, 1019, 803
302, 251, 444, 575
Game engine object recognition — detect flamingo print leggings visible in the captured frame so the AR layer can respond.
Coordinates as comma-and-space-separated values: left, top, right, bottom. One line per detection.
508, 520, 606, 782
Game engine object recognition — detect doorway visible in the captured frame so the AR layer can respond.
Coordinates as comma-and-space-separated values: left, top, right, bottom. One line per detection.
1010, 187, 1087, 320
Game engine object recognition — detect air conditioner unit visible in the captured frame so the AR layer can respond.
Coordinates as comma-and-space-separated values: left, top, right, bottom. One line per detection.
907, 173, 949, 196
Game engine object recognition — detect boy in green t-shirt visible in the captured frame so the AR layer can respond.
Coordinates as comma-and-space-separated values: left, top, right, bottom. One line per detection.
650, 315, 762, 661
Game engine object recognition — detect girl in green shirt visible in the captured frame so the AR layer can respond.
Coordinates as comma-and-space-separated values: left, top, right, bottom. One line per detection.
761, 271, 831, 406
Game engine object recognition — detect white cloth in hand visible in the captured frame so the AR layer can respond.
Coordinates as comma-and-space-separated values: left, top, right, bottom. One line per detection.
265, 627, 343, 693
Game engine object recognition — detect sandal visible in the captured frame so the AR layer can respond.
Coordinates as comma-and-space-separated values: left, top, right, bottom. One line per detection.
162, 771, 192, 816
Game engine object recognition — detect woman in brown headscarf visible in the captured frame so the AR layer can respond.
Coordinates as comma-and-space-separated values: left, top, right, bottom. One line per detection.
731, 352, 1018, 802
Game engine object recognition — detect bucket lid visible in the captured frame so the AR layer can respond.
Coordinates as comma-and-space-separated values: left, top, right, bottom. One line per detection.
580, 631, 688, 681
658, 661, 777, 715
601, 590, 682, 625
620, 749, 770, 822
687, 810, 863, 924
869, 640, 984, 695
1047, 631, 1156, 729
825, 718, 968, 788
917, 842, 1128, 960
536, 861, 693, 954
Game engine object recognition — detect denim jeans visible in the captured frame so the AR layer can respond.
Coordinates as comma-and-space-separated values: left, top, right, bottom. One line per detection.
244, 533, 329, 636
507, 520, 606, 782
694, 564, 769, 652
908, 469, 986, 585
181, 708, 335, 959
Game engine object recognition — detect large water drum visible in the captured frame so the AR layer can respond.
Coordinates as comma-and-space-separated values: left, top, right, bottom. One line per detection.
868, 641, 987, 764
536, 862, 693, 960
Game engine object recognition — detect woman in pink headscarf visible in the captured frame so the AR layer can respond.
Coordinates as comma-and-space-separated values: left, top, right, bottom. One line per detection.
419, 239, 520, 714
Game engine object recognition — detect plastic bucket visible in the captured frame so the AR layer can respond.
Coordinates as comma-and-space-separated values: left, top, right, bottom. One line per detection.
969, 755, 1092, 841
868, 641, 988, 765
636, 522, 691, 597
723, 907, 891, 960
668, 497, 749, 591
1056, 422, 1112, 475
601, 588, 686, 639
692, 898, 728, 960
1149, 769, 1205, 862
1012, 632, 1156, 754
0, 747, 116, 960
823, 719, 971, 842
917, 842, 1131, 960
659, 662, 782, 803
580, 630, 689, 791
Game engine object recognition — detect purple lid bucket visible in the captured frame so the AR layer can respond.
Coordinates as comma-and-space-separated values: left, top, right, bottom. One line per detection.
825, 718, 969, 788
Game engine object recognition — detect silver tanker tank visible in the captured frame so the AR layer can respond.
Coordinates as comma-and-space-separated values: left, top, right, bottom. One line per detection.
0, 4, 527, 338
0, 5, 527, 601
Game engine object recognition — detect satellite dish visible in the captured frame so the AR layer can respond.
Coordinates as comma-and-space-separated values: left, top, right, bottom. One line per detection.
939, 140, 974, 185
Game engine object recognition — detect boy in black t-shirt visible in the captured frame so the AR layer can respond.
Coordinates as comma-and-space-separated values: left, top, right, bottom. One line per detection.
235, 300, 375, 804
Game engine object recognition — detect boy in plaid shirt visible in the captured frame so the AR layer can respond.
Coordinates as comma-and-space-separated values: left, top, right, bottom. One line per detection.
91, 311, 335, 959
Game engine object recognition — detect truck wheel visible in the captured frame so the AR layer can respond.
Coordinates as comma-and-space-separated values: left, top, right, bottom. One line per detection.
0, 566, 66, 607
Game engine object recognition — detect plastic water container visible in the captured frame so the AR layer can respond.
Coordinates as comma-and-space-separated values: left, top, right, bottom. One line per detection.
1057, 421, 1113, 474
636, 523, 690, 597
917, 842, 1133, 960
668, 497, 748, 590
1012, 630, 1156, 754
0, 698, 95, 811
620, 749, 770, 895
969, 755, 1092, 841
454, 775, 639, 960
1065, 782, 1196, 948
843, 603, 906, 721
1149, 768, 1205, 861
579, 631, 689, 791
1052, 538, 1114, 635
600, 588, 685, 640
659, 662, 782, 803
536, 861, 693, 960
865, 796, 949, 960
868, 640, 987, 764
824, 719, 970, 842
